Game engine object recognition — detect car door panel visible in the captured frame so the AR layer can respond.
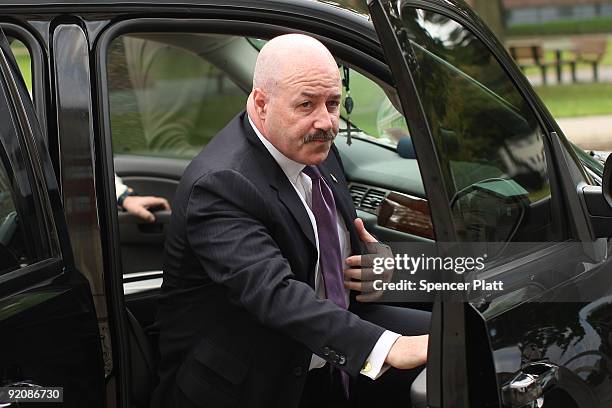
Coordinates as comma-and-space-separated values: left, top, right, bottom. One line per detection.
370, 1, 612, 407
0, 27, 104, 407
114, 155, 186, 275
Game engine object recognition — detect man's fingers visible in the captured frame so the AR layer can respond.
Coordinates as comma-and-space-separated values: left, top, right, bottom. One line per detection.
142, 196, 171, 210
343, 267, 381, 281
354, 218, 378, 244
344, 280, 377, 293
345, 255, 361, 267
133, 206, 155, 223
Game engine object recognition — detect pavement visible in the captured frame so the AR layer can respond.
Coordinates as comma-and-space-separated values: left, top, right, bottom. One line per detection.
527, 66, 612, 86
556, 114, 612, 151
523, 68, 612, 152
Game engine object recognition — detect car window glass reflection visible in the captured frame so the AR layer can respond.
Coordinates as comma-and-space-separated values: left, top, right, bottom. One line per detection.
393, 5, 562, 243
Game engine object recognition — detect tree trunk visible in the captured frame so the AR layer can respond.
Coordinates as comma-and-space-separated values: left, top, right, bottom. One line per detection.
470, 0, 506, 42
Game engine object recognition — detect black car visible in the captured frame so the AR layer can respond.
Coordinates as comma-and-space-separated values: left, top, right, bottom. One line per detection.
1, 0, 612, 407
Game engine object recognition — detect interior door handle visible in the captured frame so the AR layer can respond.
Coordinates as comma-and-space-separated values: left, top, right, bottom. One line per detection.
118, 209, 171, 225
501, 362, 559, 408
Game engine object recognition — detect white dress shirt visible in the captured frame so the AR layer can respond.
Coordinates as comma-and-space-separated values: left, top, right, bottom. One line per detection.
248, 116, 399, 380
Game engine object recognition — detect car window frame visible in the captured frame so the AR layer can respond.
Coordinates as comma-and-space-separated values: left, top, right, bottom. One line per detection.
382, 2, 571, 248
0, 28, 63, 291
1, 23, 48, 142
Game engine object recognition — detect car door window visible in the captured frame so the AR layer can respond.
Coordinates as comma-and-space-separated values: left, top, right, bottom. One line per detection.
0, 151, 38, 274
0, 38, 50, 274
107, 34, 248, 159
397, 8, 564, 244
334, 66, 432, 240
340, 66, 409, 146
9, 38, 31, 93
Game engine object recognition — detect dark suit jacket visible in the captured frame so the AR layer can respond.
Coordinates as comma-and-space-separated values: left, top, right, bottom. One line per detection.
152, 111, 385, 408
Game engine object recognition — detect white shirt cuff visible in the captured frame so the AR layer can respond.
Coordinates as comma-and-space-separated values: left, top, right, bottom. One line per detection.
115, 174, 128, 200
360, 330, 401, 380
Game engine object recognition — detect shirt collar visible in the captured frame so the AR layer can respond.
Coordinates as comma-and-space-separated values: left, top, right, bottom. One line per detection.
248, 114, 305, 185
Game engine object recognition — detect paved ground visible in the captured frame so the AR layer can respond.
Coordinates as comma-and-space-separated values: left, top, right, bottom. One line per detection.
557, 114, 612, 151
527, 66, 612, 86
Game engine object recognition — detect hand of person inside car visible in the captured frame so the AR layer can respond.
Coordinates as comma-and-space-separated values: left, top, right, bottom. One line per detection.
122, 195, 170, 223
343, 218, 394, 302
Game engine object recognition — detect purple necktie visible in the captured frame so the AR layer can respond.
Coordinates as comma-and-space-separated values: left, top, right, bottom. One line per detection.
303, 165, 350, 398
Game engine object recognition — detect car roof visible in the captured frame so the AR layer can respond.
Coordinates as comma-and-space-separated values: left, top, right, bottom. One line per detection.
0, 0, 369, 18
0, 0, 473, 23
0, 0, 482, 45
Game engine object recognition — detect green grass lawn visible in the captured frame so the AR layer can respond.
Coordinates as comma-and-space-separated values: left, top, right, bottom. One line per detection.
534, 83, 612, 118
11, 41, 32, 91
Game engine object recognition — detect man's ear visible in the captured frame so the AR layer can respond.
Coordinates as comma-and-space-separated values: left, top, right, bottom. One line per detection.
252, 88, 268, 120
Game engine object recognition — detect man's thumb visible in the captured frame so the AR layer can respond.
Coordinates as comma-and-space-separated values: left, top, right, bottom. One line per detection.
354, 218, 377, 243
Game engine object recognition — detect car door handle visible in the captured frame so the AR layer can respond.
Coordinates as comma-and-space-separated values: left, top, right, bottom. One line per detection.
501, 362, 559, 408
118, 209, 171, 226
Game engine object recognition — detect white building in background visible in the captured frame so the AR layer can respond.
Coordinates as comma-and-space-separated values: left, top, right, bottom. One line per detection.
503, 0, 612, 26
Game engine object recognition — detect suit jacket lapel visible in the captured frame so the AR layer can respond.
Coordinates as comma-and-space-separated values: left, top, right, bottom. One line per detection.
272, 173, 317, 249
241, 113, 317, 249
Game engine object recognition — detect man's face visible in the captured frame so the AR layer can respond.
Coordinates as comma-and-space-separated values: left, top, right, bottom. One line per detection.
261, 64, 341, 165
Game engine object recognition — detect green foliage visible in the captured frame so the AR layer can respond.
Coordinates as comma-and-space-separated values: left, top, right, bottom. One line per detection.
534, 83, 612, 118
11, 42, 31, 91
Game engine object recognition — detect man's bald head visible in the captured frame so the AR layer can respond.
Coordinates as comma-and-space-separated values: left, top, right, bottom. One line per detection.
248, 34, 342, 165
252, 34, 339, 95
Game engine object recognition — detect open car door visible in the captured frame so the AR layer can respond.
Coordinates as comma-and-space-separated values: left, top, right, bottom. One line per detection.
368, 1, 470, 407
0, 29, 105, 407
370, 1, 612, 408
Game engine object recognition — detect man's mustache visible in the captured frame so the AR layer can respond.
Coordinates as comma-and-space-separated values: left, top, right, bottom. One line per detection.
303, 130, 336, 144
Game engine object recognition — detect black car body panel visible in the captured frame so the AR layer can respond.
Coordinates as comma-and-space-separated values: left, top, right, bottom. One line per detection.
0, 0, 610, 407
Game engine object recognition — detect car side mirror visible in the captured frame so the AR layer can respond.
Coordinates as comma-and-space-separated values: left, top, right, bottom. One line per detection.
602, 154, 612, 206
581, 154, 612, 238
450, 178, 529, 247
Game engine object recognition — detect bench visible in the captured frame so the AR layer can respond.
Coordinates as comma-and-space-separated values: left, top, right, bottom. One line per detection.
508, 42, 557, 85
572, 36, 607, 82
509, 43, 547, 84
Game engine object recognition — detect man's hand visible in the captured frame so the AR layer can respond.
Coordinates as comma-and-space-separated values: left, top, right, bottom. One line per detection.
385, 335, 429, 370
122, 195, 170, 223
344, 218, 393, 302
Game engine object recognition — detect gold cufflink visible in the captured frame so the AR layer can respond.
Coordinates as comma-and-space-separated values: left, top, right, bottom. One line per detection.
362, 361, 372, 372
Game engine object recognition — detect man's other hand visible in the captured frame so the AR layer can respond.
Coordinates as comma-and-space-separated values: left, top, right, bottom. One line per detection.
122, 195, 170, 223
385, 335, 428, 370
344, 218, 393, 301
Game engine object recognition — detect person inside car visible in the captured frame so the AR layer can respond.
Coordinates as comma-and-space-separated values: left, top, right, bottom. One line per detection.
115, 174, 170, 222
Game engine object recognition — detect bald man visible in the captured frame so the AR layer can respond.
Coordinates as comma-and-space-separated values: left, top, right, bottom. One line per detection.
152, 34, 428, 408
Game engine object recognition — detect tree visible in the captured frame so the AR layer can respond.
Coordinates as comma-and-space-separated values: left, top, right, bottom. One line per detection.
470, 0, 506, 41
